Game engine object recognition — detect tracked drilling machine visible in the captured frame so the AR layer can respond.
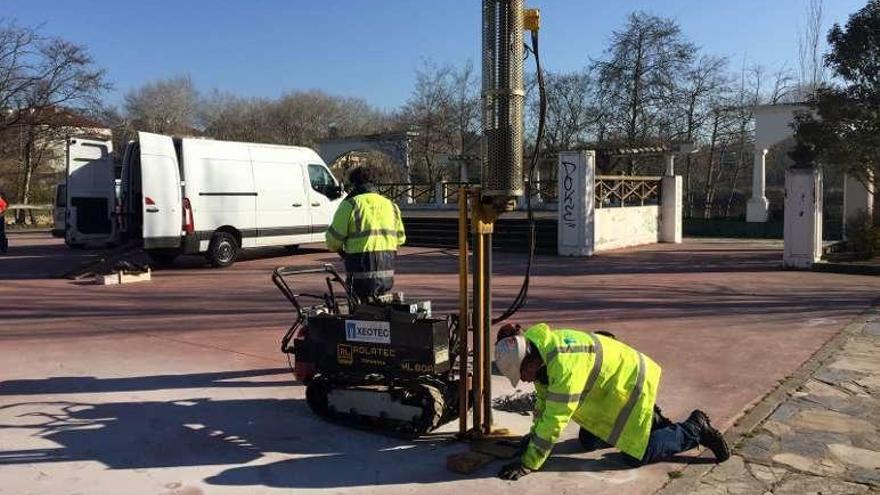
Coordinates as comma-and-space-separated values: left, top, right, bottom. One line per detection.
272, 0, 543, 438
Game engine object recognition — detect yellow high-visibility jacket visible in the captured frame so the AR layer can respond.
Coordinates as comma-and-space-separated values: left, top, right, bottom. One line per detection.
521, 323, 662, 470
325, 190, 405, 298
325, 192, 405, 254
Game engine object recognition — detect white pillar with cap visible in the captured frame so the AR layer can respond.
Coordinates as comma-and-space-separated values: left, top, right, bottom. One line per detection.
746, 148, 770, 222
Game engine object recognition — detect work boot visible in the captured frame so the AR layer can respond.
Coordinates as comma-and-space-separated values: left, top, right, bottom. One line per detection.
686, 410, 730, 463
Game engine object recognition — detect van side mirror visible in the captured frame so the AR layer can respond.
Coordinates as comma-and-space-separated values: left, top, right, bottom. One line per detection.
327, 184, 344, 200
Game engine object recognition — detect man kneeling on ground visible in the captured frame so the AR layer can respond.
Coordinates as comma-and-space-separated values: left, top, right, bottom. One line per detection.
494, 323, 730, 480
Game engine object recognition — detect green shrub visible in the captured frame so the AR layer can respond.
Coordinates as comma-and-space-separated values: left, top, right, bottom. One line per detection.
845, 211, 880, 259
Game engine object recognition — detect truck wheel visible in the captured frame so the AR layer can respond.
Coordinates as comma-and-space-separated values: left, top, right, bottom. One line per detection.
207, 231, 238, 268
284, 244, 300, 253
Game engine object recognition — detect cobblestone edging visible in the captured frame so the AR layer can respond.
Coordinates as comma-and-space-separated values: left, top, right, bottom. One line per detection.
659, 305, 880, 494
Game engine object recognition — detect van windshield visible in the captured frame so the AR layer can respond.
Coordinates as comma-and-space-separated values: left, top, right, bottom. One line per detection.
307, 164, 337, 197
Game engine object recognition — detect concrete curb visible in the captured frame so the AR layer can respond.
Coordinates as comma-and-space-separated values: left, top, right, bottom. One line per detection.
656, 302, 880, 494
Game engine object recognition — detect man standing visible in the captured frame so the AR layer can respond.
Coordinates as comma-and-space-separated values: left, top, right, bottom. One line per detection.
325, 166, 405, 300
494, 322, 729, 480
0, 190, 8, 254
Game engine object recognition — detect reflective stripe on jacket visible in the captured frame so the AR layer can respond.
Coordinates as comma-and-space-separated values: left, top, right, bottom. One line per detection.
521, 323, 662, 470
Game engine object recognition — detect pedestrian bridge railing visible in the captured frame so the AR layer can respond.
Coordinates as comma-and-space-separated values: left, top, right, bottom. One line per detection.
375, 177, 662, 211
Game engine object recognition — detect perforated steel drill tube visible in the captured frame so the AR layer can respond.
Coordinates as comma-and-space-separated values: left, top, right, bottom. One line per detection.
481, 0, 524, 203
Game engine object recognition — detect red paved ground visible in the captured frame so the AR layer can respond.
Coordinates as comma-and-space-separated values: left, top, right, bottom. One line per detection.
1, 233, 878, 495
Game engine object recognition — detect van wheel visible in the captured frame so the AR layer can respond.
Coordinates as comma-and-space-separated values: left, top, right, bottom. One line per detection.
284, 244, 299, 253
207, 231, 238, 268
67, 242, 86, 250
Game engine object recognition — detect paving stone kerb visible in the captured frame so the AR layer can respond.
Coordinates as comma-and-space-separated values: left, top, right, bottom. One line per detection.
3, 235, 880, 495
658, 310, 880, 494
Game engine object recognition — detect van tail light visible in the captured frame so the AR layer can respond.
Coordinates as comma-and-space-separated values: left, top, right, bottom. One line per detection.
182, 197, 194, 235
145, 196, 155, 205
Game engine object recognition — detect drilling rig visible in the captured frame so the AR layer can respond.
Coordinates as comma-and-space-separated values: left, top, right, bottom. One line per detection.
273, 0, 541, 438
458, 0, 540, 438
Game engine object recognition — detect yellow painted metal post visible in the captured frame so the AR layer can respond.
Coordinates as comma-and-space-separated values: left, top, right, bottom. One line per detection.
472, 223, 484, 435
482, 231, 493, 433
468, 189, 497, 437
457, 186, 469, 436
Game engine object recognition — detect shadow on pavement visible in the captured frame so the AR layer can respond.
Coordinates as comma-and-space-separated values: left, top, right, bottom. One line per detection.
0, 374, 480, 489
0, 369, 690, 490
0, 368, 293, 396
0, 237, 104, 280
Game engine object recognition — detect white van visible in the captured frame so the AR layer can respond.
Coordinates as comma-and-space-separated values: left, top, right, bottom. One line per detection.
117, 132, 344, 267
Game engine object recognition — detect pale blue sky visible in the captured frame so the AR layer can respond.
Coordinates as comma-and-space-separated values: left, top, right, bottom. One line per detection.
5, 0, 867, 110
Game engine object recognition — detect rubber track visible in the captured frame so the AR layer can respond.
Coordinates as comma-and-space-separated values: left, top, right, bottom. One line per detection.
306, 375, 448, 438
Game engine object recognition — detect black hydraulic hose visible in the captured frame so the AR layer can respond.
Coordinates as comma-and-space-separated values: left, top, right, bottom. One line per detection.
493, 28, 546, 326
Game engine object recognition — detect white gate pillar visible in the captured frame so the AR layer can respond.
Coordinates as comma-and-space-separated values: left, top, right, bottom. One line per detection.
784, 167, 823, 269
747, 148, 770, 222
557, 150, 595, 256
664, 153, 675, 176
660, 175, 683, 243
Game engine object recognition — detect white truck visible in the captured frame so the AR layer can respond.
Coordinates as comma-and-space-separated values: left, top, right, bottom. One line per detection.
62, 132, 345, 267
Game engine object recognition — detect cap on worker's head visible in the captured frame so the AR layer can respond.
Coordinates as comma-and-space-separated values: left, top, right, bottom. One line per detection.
496, 323, 523, 342
495, 335, 528, 387
348, 166, 375, 186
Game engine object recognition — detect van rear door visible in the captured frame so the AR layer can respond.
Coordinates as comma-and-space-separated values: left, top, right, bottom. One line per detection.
52, 183, 66, 238
138, 132, 182, 250
65, 137, 115, 246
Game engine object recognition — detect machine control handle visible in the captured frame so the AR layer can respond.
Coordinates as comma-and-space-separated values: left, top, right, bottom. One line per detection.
311, 202, 320, 207
292, 203, 302, 207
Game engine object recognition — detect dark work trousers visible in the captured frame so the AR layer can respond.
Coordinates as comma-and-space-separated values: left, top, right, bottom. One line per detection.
344, 250, 395, 300
0, 214, 7, 253
578, 406, 700, 466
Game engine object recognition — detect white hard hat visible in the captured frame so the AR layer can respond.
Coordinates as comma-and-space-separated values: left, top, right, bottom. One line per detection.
495, 335, 528, 387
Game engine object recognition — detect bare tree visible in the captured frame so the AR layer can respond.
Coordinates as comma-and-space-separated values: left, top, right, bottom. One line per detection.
0, 20, 109, 216
123, 75, 199, 135
0, 21, 107, 133
199, 89, 387, 148
450, 60, 480, 152
751, 62, 796, 104
267, 90, 385, 147
672, 55, 729, 214
723, 62, 762, 218
200, 91, 273, 143
593, 11, 696, 172
400, 60, 478, 184
700, 104, 739, 219
533, 70, 597, 151
798, 0, 827, 97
